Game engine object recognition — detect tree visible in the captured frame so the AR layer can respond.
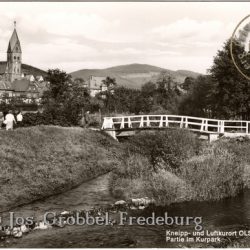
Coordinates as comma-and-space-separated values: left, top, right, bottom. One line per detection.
155, 72, 180, 114
182, 77, 196, 91
97, 86, 141, 114
102, 76, 116, 88
45, 69, 72, 101
42, 69, 90, 125
141, 81, 156, 97
137, 81, 156, 113
209, 39, 250, 119
100, 77, 117, 114
178, 39, 250, 120
178, 75, 215, 117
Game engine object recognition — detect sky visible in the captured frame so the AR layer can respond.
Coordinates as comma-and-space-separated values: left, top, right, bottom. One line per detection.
0, 2, 250, 74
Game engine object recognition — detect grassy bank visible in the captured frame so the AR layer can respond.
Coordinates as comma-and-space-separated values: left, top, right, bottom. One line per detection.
110, 129, 250, 205
0, 126, 120, 212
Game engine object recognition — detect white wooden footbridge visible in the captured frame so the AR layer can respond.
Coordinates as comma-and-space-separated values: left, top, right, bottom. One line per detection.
101, 115, 250, 141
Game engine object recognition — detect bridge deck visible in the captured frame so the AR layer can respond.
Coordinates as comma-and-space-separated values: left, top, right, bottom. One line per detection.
101, 115, 250, 140
105, 127, 222, 134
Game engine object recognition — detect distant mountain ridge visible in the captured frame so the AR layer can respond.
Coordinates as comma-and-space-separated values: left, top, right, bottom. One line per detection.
21, 64, 47, 77
71, 63, 201, 89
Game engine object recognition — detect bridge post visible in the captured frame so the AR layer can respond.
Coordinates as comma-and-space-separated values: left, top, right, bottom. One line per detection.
200, 119, 204, 132
205, 119, 208, 131
180, 117, 184, 128
120, 117, 124, 129
218, 120, 224, 133
165, 116, 169, 127
128, 117, 132, 128
159, 115, 163, 127
185, 117, 188, 128
139, 116, 144, 128
147, 116, 150, 127
220, 121, 225, 133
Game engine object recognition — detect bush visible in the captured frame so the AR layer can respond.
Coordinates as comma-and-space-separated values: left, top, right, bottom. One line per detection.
20, 112, 72, 127
125, 129, 201, 171
179, 143, 244, 201
145, 170, 192, 205
21, 112, 103, 128
88, 113, 102, 128
109, 130, 249, 204
109, 129, 201, 201
113, 153, 151, 179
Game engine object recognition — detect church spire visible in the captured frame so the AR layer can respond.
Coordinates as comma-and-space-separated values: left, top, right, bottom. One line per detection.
5, 21, 22, 82
8, 22, 21, 53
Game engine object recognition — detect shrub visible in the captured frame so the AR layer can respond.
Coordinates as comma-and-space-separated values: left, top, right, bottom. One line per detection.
109, 129, 201, 201
125, 129, 201, 171
20, 112, 71, 127
217, 137, 250, 164
113, 153, 151, 179
21, 112, 103, 128
144, 169, 192, 205
109, 153, 151, 198
109, 130, 249, 204
88, 113, 102, 128
179, 144, 244, 201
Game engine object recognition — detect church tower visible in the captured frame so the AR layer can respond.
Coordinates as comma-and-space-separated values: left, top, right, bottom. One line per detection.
5, 21, 22, 82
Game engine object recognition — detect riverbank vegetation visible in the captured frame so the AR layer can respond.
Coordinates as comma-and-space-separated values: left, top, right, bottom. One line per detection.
110, 129, 250, 205
0, 126, 120, 212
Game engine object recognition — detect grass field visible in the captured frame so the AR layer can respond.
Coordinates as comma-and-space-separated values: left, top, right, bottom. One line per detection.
0, 126, 120, 212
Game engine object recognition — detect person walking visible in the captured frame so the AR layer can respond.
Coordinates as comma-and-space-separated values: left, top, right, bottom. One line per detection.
16, 111, 23, 127
5, 110, 16, 131
84, 111, 90, 128
79, 115, 85, 128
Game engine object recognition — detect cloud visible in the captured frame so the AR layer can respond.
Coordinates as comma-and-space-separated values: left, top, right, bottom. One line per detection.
150, 18, 224, 42
0, 2, 249, 73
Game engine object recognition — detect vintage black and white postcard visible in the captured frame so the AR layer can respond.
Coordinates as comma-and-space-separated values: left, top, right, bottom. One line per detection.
0, 1, 250, 248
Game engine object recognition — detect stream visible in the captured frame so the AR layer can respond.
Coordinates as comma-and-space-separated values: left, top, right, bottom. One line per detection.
1, 174, 250, 247
0, 174, 115, 224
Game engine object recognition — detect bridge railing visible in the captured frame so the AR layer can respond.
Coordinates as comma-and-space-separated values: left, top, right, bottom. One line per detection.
101, 115, 250, 134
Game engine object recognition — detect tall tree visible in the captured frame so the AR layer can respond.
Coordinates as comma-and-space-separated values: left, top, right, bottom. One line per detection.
178, 75, 215, 117
42, 69, 90, 125
100, 77, 117, 114
209, 39, 250, 119
155, 72, 180, 113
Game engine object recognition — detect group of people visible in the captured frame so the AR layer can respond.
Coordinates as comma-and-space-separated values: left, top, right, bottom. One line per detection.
0, 110, 23, 131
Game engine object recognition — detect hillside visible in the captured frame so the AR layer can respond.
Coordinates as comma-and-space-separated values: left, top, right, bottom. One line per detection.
21, 63, 47, 77
0, 126, 120, 212
0, 61, 47, 77
71, 63, 201, 89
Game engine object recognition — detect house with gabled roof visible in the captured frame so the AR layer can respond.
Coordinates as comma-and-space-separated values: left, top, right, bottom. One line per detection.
88, 76, 108, 97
